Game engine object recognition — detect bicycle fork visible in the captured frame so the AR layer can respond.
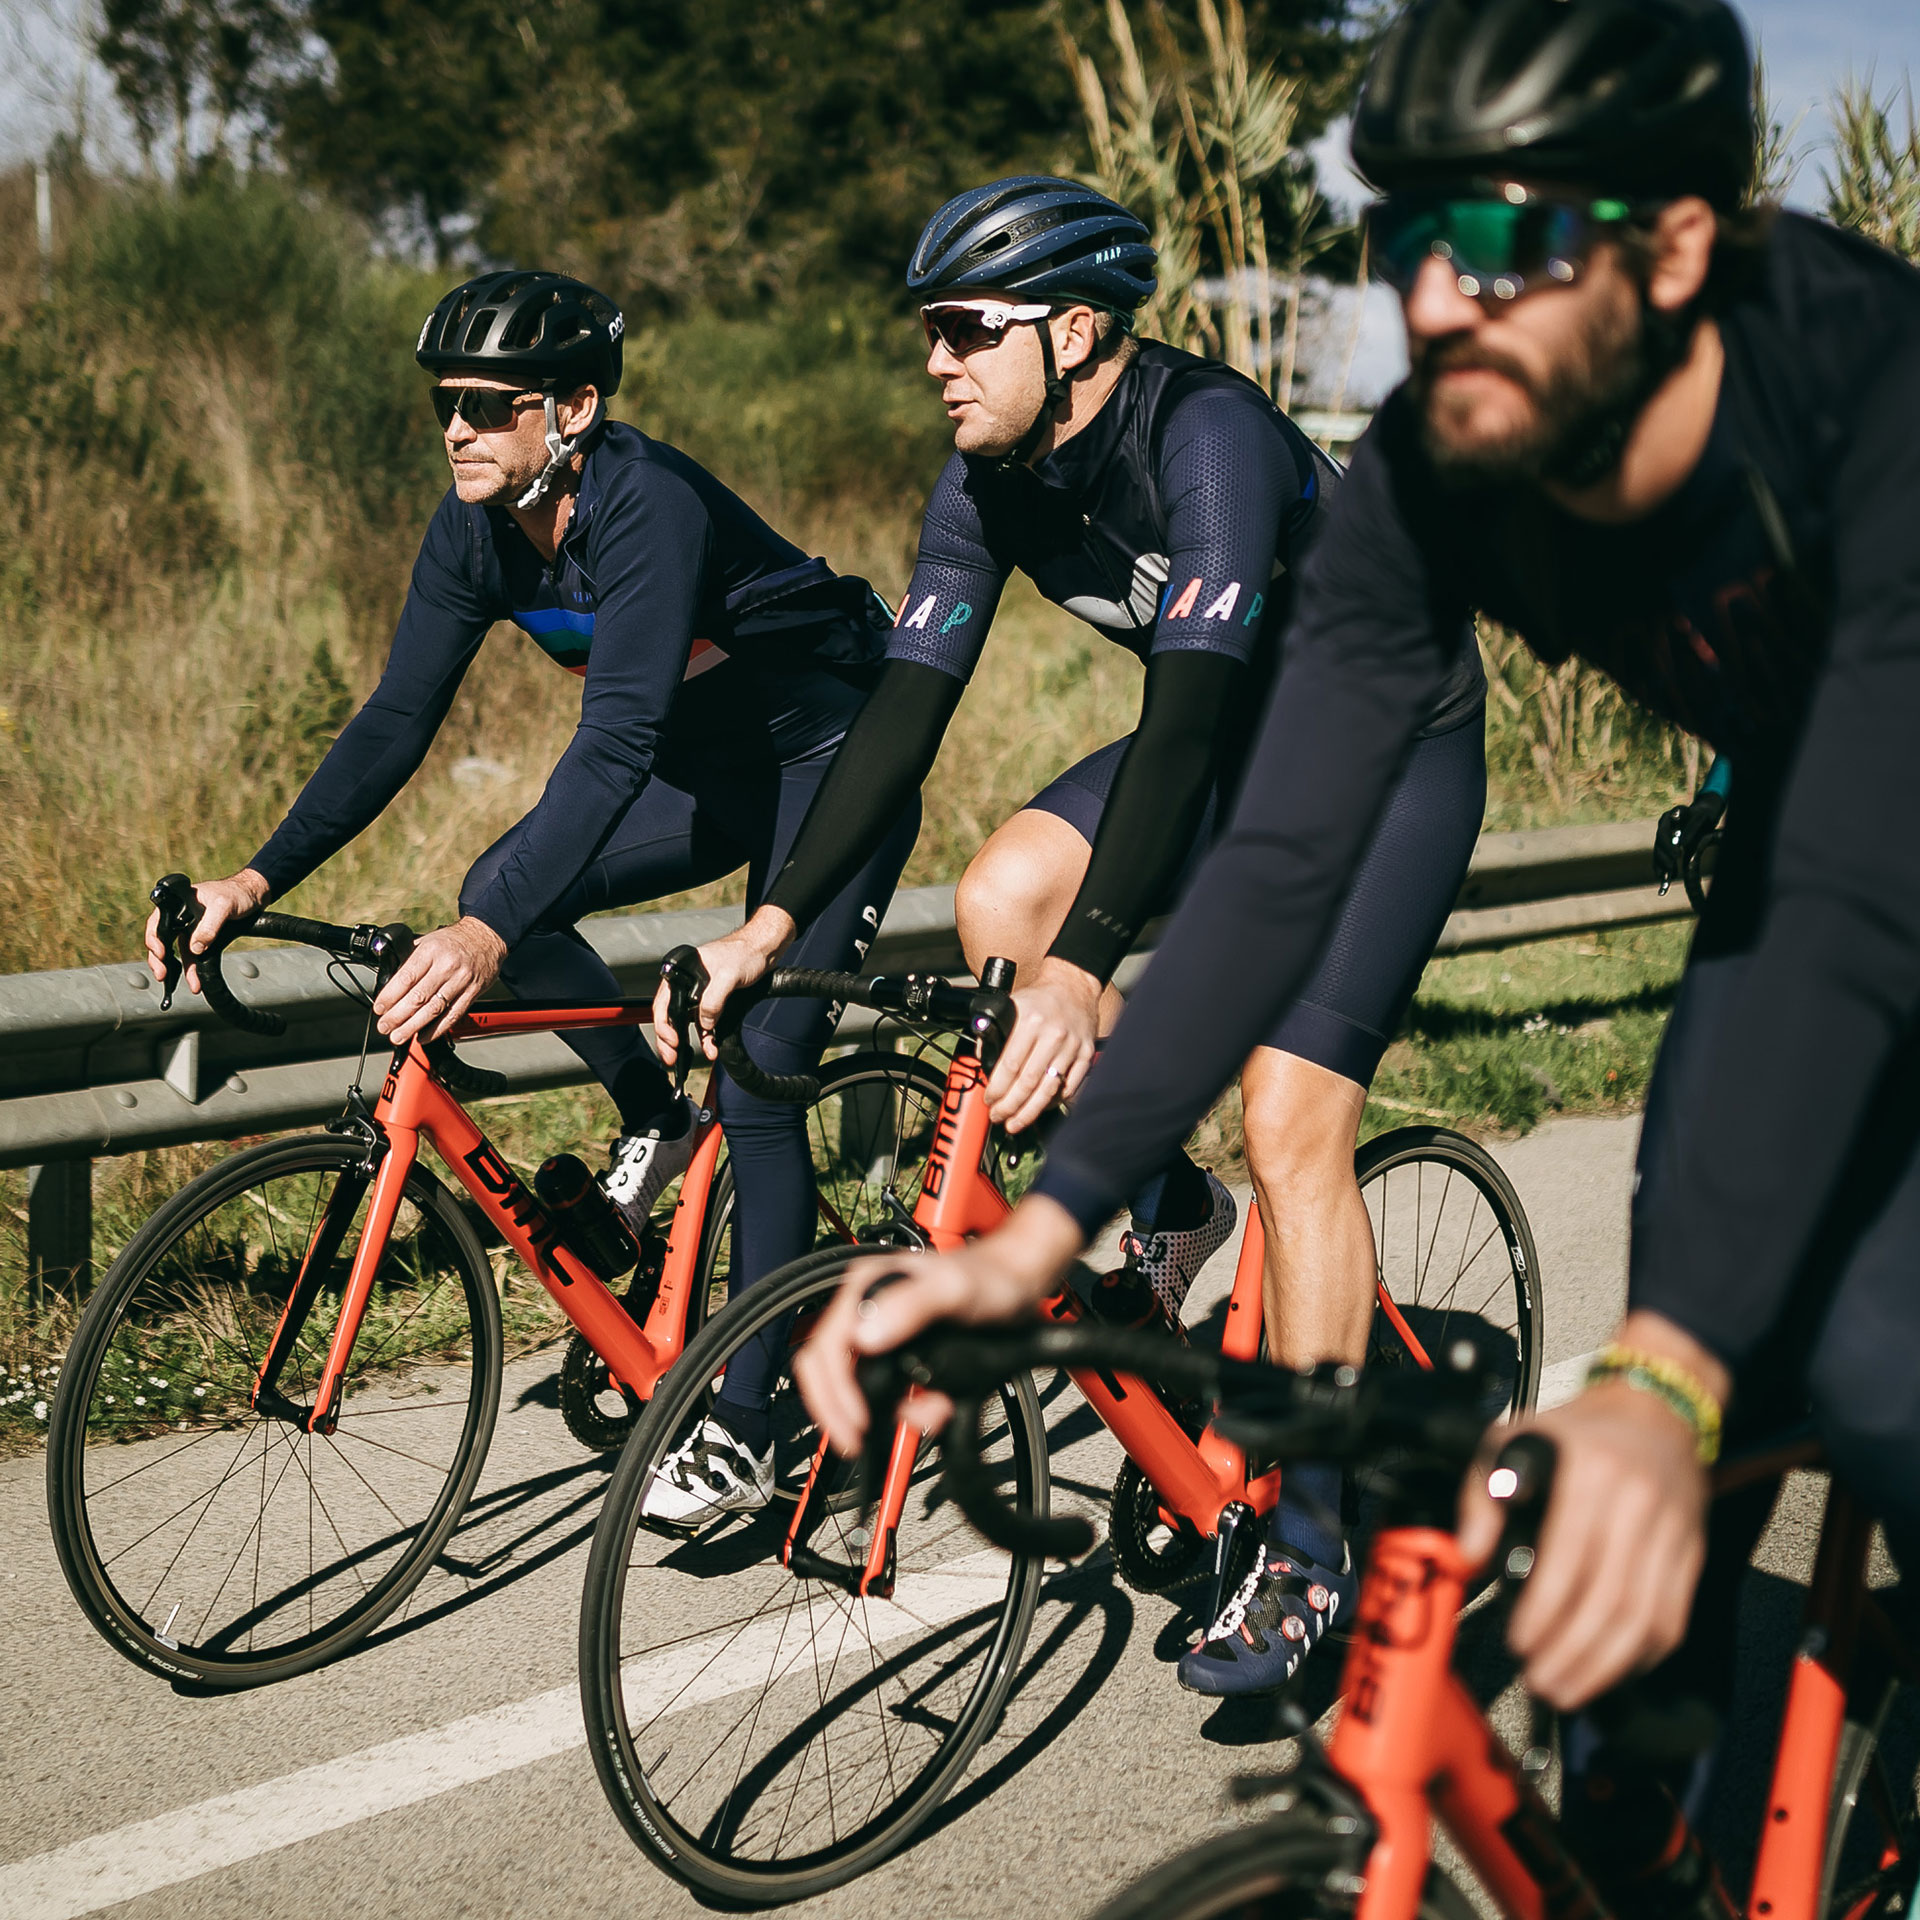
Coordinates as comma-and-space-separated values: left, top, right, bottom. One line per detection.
783, 1403, 923, 1599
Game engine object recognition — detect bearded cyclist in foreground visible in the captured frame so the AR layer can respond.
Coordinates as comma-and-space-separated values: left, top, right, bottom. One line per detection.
799, 0, 1920, 1909
659, 178, 1488, 1663
144, 272, 916, 1519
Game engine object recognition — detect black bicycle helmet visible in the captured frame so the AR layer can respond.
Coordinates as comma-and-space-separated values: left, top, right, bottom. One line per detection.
416, 270, 625, 396
908, 176, 1158, 312
1351, 0, 1754, 211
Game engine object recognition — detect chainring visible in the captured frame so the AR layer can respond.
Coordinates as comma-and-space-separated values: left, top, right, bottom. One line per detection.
558, 1228, 666, 1452
559, 1334, 642, 1451
1107, 1459, 1209, 1594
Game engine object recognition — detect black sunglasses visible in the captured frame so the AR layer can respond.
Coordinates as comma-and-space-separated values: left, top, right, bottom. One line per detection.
431, 386, 545, 432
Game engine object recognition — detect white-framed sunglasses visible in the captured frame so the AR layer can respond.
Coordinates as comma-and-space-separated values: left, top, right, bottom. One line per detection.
920, 299, 1056, 356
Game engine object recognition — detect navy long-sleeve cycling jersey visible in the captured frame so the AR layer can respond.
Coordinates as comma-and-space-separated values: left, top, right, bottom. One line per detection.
763, 343, 1486, 983
250, 422, 887, 949
1035, 213, 1920, 1374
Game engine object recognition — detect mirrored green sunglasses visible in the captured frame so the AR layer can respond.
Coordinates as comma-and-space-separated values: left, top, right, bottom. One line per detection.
1369, 183, 1635, 304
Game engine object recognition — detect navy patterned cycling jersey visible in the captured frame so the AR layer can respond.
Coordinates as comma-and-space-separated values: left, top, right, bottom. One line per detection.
891, 342, 1483, 725
249, 422, 888, 950
762, 344, 1485, 983
1035, 213, 1920, 1380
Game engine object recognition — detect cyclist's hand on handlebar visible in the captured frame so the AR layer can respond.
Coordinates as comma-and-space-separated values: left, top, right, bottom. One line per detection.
651, 908, 794, 1067
794, 1195, 1087, 1456
1455, 1310, 1726, 1710
373, 917, 507, 1047
985, 958, 1102, 1134
144, 869, 270, 995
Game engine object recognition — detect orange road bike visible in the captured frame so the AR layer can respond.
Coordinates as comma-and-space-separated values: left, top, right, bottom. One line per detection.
870, 1325, 1920, 1920
45, 878, 954, 1689
575, 956, 1542, 1903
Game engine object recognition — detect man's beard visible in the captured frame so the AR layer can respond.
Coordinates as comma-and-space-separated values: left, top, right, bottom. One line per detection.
1409, 281, 1667, 490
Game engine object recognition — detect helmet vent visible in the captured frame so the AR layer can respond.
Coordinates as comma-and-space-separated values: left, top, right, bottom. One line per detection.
460, 308, 499, 353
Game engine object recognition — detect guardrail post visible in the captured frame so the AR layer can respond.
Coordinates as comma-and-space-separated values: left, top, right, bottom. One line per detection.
27, 1159, 92, 1307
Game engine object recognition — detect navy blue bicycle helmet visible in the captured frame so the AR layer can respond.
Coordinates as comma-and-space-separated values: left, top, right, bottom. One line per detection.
908, 176, 1158, 312
416, 270, 625, 396
1351, 0, 1753, 211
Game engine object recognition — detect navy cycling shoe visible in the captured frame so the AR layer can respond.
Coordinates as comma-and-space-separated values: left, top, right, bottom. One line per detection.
1177, 1544, 1356, 1697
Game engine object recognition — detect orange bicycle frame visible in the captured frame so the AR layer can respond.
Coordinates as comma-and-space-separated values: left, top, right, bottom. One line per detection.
254, 1004, 723, 1434
1320, 1434, 1915, 1920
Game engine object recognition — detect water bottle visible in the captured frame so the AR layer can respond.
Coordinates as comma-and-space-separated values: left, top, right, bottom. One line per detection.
534, 1154, 638, 1283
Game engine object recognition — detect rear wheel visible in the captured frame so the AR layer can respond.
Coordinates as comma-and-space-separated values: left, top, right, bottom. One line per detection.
1088, 1804, 1478, 1919
579, 1239, 1048, 1903
1105, 1126, 1542, 1595
557, 1048, 957, 1452
46, 1133, 501, 1688
1359, 1126, 1542, 1421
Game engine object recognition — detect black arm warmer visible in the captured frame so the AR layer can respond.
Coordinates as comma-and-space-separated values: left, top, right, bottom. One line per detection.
1049, 651, 1245, 983
762, 659, 965, 927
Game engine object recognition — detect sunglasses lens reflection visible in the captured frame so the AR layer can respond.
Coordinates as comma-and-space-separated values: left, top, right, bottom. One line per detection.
923, 311, 999, 356
431, 389, 521, 431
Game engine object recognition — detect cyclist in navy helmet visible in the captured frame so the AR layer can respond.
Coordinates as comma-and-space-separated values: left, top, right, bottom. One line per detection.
662, 175, 1490, 1687
144, 269, 919, 1519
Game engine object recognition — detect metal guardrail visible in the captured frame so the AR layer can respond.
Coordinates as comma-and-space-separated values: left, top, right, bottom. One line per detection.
4, 817, 1683, 1288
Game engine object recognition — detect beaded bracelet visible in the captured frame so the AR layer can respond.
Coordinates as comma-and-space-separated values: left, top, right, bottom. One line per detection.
1584, 1344, 1723, 1465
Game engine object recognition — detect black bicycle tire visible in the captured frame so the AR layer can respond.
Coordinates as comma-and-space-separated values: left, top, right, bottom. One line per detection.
1088, 1804, 1479, 1920
557, 1049, 955, 1451
578, 1238, 1048, 1903
46, 1133, 503, 1689
1356, 1125, 1545, 1416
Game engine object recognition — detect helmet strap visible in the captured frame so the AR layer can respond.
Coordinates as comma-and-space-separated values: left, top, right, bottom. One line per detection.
516, 392, 595, 509
997, 316, 1074, 473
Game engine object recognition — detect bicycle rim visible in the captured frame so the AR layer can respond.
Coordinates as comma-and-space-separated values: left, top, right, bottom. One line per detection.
580, 1242, 1047, 1902
1088, 1805, 1478, 1920
1358, 1126, 1543, 1421
47, 1134, 502, 1687
1822, 1681, 1918, 1917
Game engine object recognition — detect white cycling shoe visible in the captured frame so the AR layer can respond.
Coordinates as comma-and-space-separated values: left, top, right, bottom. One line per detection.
1117, 1170, 1238, 1322
640, 1416, 775, 1529
603, 1098, 700, 1232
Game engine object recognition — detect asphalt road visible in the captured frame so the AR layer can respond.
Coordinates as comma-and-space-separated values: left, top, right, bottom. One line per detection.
0, 1114, 1859, 1920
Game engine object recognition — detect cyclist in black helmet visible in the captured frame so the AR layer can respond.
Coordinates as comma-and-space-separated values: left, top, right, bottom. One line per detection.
143, 270, 918, 1521
800, 3, 1920, 1901
663, 175, 1489, 1684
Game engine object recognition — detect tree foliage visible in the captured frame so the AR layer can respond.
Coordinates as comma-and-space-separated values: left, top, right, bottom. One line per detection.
98, 0, 301, 174
93, 0, 1376, 310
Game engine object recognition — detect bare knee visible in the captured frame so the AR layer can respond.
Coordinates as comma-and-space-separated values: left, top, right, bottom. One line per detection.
955, 812, 1088, 976
1241, 1049, 1366, 1214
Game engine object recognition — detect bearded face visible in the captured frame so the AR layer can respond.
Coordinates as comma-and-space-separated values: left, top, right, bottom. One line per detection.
1404, 242, 1664, 488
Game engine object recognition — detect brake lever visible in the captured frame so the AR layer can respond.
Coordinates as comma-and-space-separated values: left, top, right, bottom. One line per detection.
657, 944, 711, 1097
149, 873, 201, 1012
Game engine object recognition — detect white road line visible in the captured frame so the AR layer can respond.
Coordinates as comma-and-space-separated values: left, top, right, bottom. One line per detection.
1538, 1348, 1600, 1410
0, 1549, 1012, 1920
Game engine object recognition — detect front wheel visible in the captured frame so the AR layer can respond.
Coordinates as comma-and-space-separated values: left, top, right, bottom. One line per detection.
579, 1240, 1048, 1903
1089, 1804, 1479, 1919
557, 1046, 959, 1451
46, 1133, 502, 1688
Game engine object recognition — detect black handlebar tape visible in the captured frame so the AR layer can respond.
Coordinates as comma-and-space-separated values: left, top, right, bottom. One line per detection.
195, 946, 288, 1037
944, 1393, 1095, 1561
252, 910, 359, 951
